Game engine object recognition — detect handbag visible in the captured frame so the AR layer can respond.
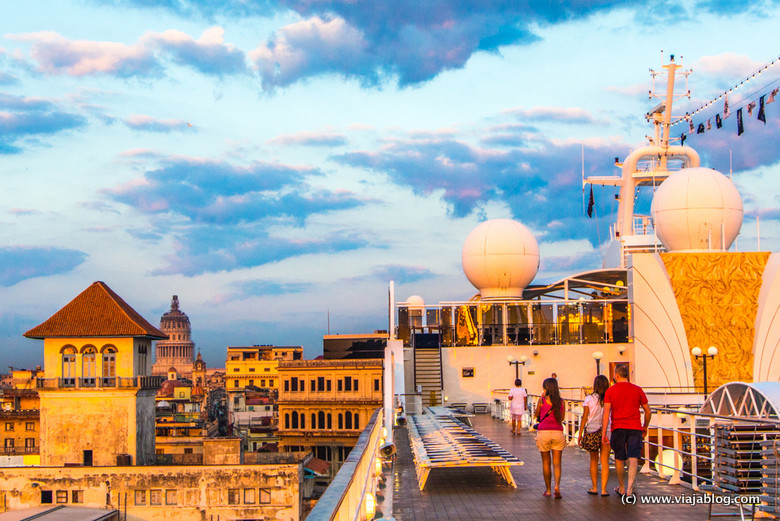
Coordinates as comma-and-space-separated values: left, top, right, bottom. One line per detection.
580, 427, 603, 452
532, 407, 553, 431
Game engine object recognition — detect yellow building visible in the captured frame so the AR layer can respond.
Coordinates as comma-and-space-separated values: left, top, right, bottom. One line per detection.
225, 345, 303, 392
23, 281, 166, 466
276, 359, 383, 474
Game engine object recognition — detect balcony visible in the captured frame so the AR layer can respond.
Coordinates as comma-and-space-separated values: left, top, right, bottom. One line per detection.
37, 375, 164, 390
0, 445, 38, 455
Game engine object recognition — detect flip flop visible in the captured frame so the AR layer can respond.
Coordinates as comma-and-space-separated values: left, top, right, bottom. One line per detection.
601, 492, 610, 497
542, 491, 551, 497
614, 486, 625, 496
554, 490, 562, 499
587, 490, 598, 495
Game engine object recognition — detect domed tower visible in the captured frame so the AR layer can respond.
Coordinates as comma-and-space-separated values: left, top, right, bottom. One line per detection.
152, 295, 196, 379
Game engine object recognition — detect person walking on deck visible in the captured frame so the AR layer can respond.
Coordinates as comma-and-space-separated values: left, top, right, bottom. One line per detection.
602, 364, 652, 498
534, 377, 565, 498
508, 378, 527, 435
579, 374, 611, 496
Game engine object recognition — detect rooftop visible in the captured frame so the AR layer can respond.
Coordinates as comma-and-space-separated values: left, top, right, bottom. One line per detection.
24, 281, 166, 340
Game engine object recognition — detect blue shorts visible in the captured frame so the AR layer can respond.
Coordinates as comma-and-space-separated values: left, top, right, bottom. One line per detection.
610, 428, 643, 461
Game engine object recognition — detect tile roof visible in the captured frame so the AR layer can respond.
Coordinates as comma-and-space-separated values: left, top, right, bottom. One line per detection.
24, 281, 167, 340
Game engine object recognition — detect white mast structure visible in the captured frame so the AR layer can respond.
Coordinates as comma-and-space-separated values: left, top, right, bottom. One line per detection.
586, 55, 700, 268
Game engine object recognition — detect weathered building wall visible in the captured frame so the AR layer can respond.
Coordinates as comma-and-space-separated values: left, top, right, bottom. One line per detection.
0, 463, 302, 521
40, 389, 140, 466
135, 391, 155, 465
202, 438, 241, 465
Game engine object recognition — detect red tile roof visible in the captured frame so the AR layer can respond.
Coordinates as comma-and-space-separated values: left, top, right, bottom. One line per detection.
24, 281, 167, 340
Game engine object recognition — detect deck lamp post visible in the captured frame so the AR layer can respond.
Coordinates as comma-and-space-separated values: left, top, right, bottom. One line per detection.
592, 351, 603, 375
507, 355, 529, 380
691, 346, 718, 395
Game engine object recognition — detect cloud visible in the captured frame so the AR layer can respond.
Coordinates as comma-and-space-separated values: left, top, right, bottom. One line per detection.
505, 107, 607, 125
230, 279, 313, 298
142, 26, 248, 76
694, 53, 763, 79
9, 31, 161, 77
0, 246, 87, 286
368, 264, 436, 283
269, 130, 348, 147
104, 156, 370, 275
8, 208, 42, 216
153, 228, 370, 276
0, 93, 87, 153
125, 114, 192, 132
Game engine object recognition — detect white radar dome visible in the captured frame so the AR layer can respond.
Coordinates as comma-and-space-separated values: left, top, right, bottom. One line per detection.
405, 295, 425, 310
651, 167, 743, 251
461, 219, 539, 299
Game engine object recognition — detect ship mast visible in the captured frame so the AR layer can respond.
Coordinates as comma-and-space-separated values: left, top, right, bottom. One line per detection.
585, 54, 700, 268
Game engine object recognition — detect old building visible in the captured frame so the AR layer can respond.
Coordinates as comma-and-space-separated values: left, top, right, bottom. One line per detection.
24, 281, 166, 467
276, 359, 383, 474
152, 296, 195, 379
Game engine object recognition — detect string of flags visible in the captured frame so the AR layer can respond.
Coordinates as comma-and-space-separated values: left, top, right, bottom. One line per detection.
680, 86, 778, 144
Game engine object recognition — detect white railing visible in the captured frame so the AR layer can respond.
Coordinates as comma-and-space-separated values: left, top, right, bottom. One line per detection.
307, 408, 388, 521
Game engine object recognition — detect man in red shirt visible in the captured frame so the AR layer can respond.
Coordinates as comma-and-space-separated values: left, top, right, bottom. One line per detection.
601, 364, 652, 498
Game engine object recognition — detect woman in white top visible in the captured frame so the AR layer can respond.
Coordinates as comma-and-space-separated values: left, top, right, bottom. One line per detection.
578, 374, 611, 496
508, 378, 527, 435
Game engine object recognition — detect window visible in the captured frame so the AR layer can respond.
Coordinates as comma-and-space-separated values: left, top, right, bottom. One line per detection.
82, 348, 97, 385
344, 377, 352, 392
338, 413, 343, 429
41, 490, 53, 504
326, 380, 331, 391
291, 377, 299, 392
4, 438, 14, 449
249, 367, 255, 372
259, 489, 271, 504
56, 490, 68, 504
4, 423, 12, 431
374, 379, 380, 392
284, 380, 289, 392
234, 380, 239, 388
234, 397, 240, 406
327, 413, 332, 429
62, 347, 76, 386
337, 380, 342, 392
233, 367, 240, 372
318, 377, 325, 391
244, 488, 256, 504
269, 379, 274, 388
284, 413, 290, 429
261, 379, 266, 387
228, 489, 240, 505
72, 490, 83, 504
318, 411, 325, 430
345, 412, 352, 429
248, 380, 254, 387
165, 490, 177, 505
291, 412, 299, 429
184, 448, 193, 454
300, 414, 305, 429
264, 367, 270, 372
135, 490, 146, 505
26, 422, 35, 431
150, 490, 162, 505
102, 347, 116, 385
25, 438, 35, 451
354, 413, 360, 430
310, 379, 316, 391
354, 378, 358, 391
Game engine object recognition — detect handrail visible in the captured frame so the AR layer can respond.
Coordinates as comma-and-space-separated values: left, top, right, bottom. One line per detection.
307, 408, 385, 521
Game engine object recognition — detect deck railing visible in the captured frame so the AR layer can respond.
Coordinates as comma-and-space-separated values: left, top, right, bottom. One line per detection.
36, 376, 163, 390
307, 408, 387, 521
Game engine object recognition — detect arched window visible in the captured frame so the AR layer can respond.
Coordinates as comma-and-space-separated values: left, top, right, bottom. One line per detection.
345, 411, 352, 430
354, 412, 359, 430
338, 413, 343, 429
292, 411, 299, 429
285, 413, 290, 429
327, 413, 332, 430
300, 414, 305, 429
82, 346, 97, 387
61, 346, 76, 387
311, 413, 317, 429
102, 346, 117, 386
318, 411, 325, 431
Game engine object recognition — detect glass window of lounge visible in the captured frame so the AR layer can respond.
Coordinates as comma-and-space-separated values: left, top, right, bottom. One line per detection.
244, 488, 256, 504
71, 490, 83, 504
165, 489, 177, 505
228, 489, 240, 505
56, 490, 68, 503
150, 490, 162, 505
135, 490, 146, 505
260, 489, 271, 504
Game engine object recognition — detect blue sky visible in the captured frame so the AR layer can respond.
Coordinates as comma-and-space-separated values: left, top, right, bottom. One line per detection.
2, 0, 780, 369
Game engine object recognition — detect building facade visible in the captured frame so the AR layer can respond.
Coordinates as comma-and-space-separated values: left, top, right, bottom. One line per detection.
23, 281, 166, 466
152, 296, 195, 379
276, 359, 383, 474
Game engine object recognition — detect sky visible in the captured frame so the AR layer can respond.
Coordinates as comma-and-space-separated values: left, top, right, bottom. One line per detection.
2, 0, 780, 370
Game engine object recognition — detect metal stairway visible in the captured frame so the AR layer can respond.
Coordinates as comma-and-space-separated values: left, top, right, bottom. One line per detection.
414, 345, 443, 407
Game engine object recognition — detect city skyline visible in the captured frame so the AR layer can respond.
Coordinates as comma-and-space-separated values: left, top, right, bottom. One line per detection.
2, 0, 780, 369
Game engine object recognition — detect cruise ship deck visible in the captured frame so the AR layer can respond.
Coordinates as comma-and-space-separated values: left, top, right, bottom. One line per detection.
392, 415, 714, 521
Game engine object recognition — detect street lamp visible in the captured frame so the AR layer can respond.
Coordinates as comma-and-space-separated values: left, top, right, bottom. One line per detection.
691, 346, 718, 395
507, 355, 529, 380
592, 351, 603, 375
